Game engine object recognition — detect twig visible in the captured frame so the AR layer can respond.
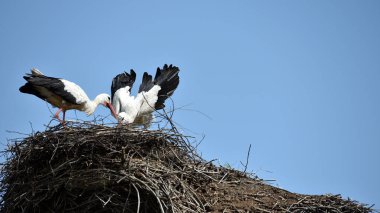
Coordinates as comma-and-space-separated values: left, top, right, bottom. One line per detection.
132, 183, 140, 213
240, 144, 252, 173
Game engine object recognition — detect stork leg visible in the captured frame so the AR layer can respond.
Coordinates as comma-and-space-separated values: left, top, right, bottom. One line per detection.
54, 108, 65, 126
62, 110, 66, 123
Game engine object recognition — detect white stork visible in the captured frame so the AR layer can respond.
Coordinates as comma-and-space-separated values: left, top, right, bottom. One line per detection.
19, 68, 118, 125
111, 64, 180, 128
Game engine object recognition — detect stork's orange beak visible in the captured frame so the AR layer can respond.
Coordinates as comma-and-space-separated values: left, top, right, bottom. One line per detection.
105, 102, 118, 120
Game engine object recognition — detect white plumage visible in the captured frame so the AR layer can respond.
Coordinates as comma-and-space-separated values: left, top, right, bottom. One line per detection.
115, 85, 161, 126
61, 79, 89, 105
111, 64, 180, 127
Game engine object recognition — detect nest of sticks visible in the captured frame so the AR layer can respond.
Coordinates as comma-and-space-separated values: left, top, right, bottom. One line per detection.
0, 121, 374, 212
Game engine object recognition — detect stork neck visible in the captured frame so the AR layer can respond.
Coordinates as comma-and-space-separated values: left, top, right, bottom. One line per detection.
93, 95, 105, 106
85, 95, 104, 115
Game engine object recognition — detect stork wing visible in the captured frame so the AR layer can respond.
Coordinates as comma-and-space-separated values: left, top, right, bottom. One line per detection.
111, 70, 136, 100
135, 71, 158, 115
153, 64, 180, 110
135, 85, 161, 115
136, 64, 180, 111
24, 73, 88, 105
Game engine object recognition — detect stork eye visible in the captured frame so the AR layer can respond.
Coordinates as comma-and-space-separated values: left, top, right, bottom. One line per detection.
108, 96, 111, 101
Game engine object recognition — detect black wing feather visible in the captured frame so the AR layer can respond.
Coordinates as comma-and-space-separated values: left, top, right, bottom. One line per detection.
20, 73, 79, 105
111, 69, 136, 100
136, 64, 180, 110
19, 82, 46, 100
138, 72, 155, 93
153, 64, 180, 109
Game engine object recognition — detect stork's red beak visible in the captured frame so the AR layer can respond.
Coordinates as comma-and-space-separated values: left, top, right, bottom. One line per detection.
105, 102, 118, 120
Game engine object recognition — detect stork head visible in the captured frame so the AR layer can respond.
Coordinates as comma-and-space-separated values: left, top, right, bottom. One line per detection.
95, 93, 118, 119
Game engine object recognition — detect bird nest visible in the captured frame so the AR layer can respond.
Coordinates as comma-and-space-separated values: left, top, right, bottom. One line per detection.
0, 122, 374, 212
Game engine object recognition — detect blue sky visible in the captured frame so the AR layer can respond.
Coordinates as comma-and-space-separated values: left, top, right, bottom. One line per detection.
1, 0, 379, 208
